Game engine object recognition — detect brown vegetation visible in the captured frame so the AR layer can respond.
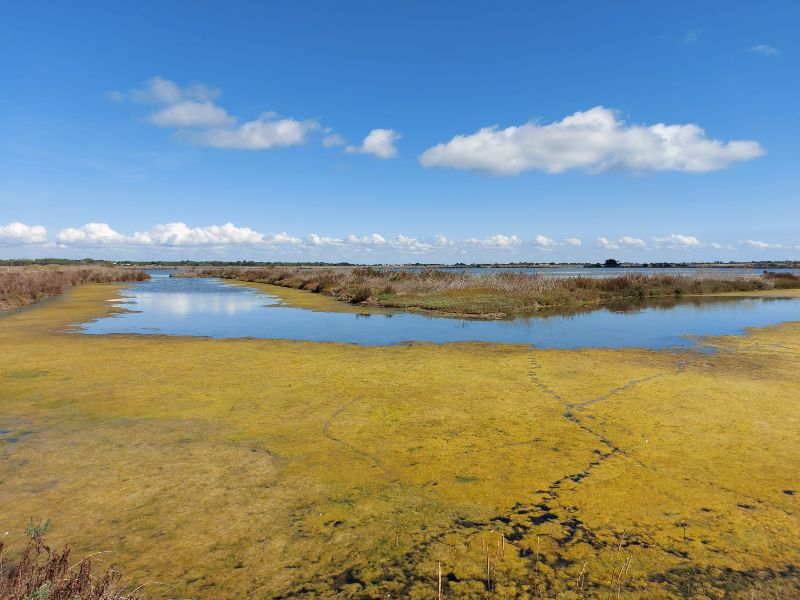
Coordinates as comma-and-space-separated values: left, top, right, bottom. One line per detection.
0, 525, 139, 600
0, 266, 149, 312
183, 266, 800, 318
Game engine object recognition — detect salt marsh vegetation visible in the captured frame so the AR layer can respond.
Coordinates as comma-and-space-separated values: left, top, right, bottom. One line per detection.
182, 266, 800, 318
0, 266, 149, 311
0, 283, 798, 598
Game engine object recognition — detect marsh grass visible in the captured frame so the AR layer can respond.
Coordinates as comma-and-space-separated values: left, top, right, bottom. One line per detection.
184, 266, 800, 317
0, 266, 149, 311
0, 534, 139, 600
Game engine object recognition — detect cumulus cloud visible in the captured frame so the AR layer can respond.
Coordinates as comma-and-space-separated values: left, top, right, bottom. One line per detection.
57, 223, 126, 245
119, 76, 220, 104
619, 236, 647, 248
346, 129, 401, 159
596, 236, 647, 250
44, 221, 784, 259
418, 106, 764, 175
596, 237, 620, 251
533, 235, 558, 249
265, 232, 303, 245
346, 233, 387, 246
305, 233, 343, 246
132, 222, 266, 246
652, 233, 701, 248
466, 234, 522, 248
749, 44, 780, 56
532, 235, 584, 249
0, 222, 48, 245
115, 77, 318, 151
196, 116, 319, 150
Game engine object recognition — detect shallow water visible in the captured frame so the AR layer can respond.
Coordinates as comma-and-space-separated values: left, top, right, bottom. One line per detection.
75, 271, 800, 349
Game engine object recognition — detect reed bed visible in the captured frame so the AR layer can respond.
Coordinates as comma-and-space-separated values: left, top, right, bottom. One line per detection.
0, 266, 149, 311
186, 266, 800, 317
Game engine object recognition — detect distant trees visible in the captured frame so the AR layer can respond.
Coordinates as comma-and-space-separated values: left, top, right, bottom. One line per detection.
603, 259, 620, 268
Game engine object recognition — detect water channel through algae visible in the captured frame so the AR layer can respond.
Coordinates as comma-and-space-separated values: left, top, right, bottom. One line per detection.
0, 283, 798, 598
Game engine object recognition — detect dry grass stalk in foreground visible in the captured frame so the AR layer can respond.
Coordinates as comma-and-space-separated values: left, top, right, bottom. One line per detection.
0, 524, 140, 600
0, 266, 149, 311
187, 266, 800, 317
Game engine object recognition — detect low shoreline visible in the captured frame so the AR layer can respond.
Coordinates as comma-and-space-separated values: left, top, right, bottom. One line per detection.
178, 266, 800, 319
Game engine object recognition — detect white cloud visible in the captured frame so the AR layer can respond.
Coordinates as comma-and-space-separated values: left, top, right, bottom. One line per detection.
346, 129, 401, 159
131, 222, 265, 246
131, 76, 183, 104
533, 234, 558, 248
433, 234, 452, 247
596, 237, 620, 251
305, 233, 343, 246
115, 77, 318, 152
122, 76, 220, 104
265, 232, 303, 245
197, 116, 319, 150
0, 222, 48, 245
418, 106, 764, 175
57, 223, 126, 245
744, 239, 782, 249
391, 235, 433, 252
466, 234, 522, 248
749, 44, 780, 56
44, 221, 788, 260
596, 236, 647, 250
147, 101, 233, 127
619, 236, 647, 248
346, 233, 387, 246
652, 233, 701, 248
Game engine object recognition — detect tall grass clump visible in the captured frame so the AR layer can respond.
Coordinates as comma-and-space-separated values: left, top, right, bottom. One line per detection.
0, 266, 149, 311
0, 522, 141, 600
184, 266, 800, 318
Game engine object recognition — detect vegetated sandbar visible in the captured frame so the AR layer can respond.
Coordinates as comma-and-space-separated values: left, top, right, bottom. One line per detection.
0, 282, 799, 598
179, 266, 800, 319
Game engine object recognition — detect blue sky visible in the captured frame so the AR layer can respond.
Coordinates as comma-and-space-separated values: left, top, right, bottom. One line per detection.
1, 1, 797, 262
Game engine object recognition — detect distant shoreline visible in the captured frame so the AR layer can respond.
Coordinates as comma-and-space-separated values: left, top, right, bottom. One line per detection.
3, 259, 800, 270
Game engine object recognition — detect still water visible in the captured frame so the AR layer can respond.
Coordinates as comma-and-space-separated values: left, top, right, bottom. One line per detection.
75, 271, 800, 349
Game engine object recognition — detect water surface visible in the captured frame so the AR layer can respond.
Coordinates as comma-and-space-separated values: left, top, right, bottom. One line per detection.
75, 271, 800, 349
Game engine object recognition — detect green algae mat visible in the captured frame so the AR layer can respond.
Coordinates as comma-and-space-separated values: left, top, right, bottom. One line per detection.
0, 284, 798, 598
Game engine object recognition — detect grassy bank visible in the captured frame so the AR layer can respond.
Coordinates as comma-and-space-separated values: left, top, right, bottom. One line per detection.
183, 266, 800, 318
0, 265, 149, 312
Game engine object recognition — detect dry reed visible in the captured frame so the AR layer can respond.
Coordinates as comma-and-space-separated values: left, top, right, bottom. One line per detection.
0, 266, 149, 311
183, 266, 800, 317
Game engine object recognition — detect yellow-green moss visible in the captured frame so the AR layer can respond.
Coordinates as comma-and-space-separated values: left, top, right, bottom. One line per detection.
0, 283, 798, 598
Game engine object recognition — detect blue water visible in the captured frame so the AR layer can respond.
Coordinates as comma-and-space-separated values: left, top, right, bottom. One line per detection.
74, 271, 800, 349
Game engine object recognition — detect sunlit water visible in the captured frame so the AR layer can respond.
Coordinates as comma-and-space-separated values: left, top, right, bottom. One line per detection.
74, 271, 800, 349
